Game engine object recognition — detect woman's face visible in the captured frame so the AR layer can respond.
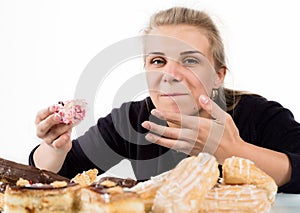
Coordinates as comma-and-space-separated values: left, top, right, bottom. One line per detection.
144, 25, 224, 116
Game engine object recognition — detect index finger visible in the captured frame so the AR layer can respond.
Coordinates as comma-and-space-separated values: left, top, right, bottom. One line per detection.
199, 95, 226, 125
151, 109, 200, 130
35, 105, 56, 125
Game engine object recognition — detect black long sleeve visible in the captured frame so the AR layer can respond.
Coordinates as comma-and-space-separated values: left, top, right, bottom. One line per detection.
29, 95, 300, 192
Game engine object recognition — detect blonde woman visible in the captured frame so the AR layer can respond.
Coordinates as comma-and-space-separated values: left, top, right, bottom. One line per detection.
31, 7, 299, 193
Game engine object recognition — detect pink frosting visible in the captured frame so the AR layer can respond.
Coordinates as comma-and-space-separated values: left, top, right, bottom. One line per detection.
53, 99, 87, 125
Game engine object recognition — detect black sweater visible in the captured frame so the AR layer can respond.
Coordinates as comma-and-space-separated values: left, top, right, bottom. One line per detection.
29, 95, 300, 193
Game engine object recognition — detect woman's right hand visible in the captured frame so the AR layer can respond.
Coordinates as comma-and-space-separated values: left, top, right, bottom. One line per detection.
35, 105, 73, 154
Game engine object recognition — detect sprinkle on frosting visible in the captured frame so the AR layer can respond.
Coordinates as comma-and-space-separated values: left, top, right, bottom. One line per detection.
53, 99, 88, 125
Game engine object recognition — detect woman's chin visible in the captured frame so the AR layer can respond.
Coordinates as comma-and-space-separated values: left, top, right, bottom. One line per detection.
153, 95, 199, 115
157, 103, 199, 116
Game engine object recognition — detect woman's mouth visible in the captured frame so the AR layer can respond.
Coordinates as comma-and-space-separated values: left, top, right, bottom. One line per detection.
160, 93, 188, 97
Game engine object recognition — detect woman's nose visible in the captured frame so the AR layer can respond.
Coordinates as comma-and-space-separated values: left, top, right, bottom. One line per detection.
163, 61, 183, 83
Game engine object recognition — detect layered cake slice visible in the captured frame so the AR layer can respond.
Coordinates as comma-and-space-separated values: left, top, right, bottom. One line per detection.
1, 161, 144, 213
0, 157, 69, 185
78, 177, 144, 213
4, 179, 80, 213
0, 157, 70, 212
0, 182, 5, 212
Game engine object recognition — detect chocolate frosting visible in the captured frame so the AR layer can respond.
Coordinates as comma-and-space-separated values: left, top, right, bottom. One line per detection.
89, 177, 138, 194
0, 182, 7, 193
0, 157, 69, 185
98, 177, 137, 188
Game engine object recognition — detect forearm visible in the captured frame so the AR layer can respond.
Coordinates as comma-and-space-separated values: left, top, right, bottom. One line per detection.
33, 142, 68, 173
229, 141, 291, 187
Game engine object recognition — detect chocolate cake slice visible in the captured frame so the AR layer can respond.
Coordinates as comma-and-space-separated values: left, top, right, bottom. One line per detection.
78, 177, 144, 213
4, 182, 80, 213
0, 157, 70, 212
0, 157, 69, 185
0, 159, 145, 212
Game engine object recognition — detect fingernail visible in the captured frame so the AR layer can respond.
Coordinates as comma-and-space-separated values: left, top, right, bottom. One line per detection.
200, 95, 209, 104
49, 105, 55, 113
151, 109, 163, 117
145, 133, 154, 141
141, 121, 150, 129
54, 113, 61, 122
50, 104, 60, 113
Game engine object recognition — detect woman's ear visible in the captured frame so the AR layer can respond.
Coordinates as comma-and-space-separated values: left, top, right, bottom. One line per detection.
214, 66, 226, 88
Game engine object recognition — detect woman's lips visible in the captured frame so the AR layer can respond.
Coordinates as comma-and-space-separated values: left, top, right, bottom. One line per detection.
160, 93, 188, 97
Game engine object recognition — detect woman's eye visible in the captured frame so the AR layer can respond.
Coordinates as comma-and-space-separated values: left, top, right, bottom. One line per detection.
150, 58, 166, 65
183, 57, 199, 65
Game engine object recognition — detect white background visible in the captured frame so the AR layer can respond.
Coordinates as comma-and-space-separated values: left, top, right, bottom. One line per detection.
1, 0, 300, 166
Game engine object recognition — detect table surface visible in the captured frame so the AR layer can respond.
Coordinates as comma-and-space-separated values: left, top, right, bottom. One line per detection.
271, 193, 300, 212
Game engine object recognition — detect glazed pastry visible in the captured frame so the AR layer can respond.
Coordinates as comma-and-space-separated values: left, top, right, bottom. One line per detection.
199, 184, 271, 213
152, 153, 219, 213
130, 171, 170, 212
222, 156, 277, 203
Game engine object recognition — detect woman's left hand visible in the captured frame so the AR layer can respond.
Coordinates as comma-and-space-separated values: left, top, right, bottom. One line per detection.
142, 95, 244, 163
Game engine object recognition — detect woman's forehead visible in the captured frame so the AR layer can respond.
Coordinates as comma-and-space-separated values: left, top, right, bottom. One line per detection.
144, 38, 210, 63
143, 26, 211, 58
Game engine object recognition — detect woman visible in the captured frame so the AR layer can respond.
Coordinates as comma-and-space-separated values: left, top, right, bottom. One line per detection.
30, 7, 300, 193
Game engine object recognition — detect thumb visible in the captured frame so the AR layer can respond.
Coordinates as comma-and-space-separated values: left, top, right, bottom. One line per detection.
199, 95, 226, 124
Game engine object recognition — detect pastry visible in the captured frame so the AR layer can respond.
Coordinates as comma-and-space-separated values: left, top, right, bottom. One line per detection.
71, 168, 98, 187
151, 152, 219, 213
0, 157, 70, 212
53, 99, 87, 125
77, 177, 144, 213
4, 180, 80, 213
222, 156, 278, 203
0, 157, 69, 185
0, 182, 5, 211
130, 171, 170, 212
1, 163, 143, 213
199, 184, 271, 213
0, 154, 279, 212
98, 176, 138, 188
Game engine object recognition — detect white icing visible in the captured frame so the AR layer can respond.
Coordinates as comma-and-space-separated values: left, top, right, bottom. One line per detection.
102, 193, 110, 203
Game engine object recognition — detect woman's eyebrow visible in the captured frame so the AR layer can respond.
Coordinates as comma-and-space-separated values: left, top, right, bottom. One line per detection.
180, 50, 204, 56
146, 50, 204, 57
146, 52, 165, 56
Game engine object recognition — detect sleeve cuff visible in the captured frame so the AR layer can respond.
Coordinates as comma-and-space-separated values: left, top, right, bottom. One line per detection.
278, 151, 300, 193
28, 144, 40, 167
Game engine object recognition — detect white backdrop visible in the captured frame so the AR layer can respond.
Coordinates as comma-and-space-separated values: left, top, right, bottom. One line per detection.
1, 0, 300, 166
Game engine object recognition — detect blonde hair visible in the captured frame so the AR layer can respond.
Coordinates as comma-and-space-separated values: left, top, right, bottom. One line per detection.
144, 7, 252, 111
